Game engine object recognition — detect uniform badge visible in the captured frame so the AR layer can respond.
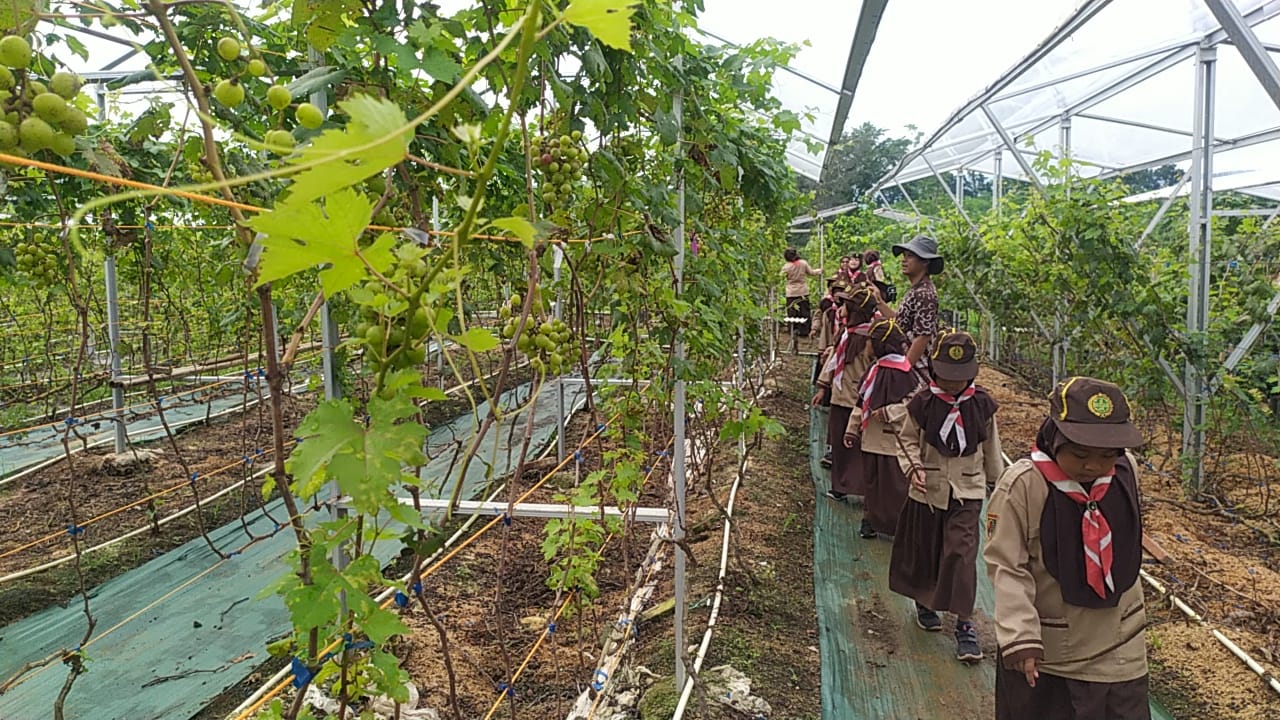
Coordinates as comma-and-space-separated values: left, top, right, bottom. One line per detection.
1087, 393, 1114, 418
985, 513, 998, 535
948, 345, 965, 361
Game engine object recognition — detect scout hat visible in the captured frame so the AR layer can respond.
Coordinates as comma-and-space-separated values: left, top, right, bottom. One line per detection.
931, 330, 978, 382
1049, 376, 1144, 449
892, 234, 944, 275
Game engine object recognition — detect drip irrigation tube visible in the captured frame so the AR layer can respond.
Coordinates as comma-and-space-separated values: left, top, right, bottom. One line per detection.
669, 453, 745, 720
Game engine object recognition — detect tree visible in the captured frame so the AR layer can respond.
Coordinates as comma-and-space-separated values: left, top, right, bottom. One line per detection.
812, 122, 913, 210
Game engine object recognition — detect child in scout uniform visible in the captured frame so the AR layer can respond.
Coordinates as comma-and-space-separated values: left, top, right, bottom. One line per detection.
812, 287, 878, 501
843, 318, 918, 539
815, 280, 845, 468
984, 377, 1150, 720
888, 331, 1003, 661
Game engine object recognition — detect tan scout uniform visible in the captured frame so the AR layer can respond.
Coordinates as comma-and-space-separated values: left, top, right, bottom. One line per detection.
896, 413, 1004, 511
984, 456, 1148, 683
845, 397, 911, 535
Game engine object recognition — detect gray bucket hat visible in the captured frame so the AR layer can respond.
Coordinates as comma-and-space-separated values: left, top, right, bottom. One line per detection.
892, 234, 944, 274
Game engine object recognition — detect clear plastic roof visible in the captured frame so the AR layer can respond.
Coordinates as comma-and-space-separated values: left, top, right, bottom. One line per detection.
698, 0, 884, 181
873, 0, 1280, 194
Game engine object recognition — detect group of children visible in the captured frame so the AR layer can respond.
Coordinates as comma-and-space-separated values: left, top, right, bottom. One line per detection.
810, 275, 1152, 719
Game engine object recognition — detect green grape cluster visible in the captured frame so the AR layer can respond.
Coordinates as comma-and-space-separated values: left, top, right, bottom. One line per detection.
0, 34, 90, 157
350, 252, 431, 373
209, 35, 325, 155
535, 129, 590, 208
499, 292, 573, 376
14, 234, 63, 284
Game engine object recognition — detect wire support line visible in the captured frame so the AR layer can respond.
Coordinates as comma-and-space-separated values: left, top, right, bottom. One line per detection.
0, 445, 283, 564
230, 409, 623, 720
0, 152, 634, 246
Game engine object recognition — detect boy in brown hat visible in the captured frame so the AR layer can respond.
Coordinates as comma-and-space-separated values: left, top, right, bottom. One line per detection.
888, 331, 1003, 660
843, 318, 918, 539
984, 377, 1149, 719
812, 287, 878, 500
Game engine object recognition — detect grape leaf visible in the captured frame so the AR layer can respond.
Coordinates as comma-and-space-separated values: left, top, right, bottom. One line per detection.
455, 327, 500, 353
284, 94, 409, 204
490, 216, 537, 248
563, 0, 640, 52
249, 189, 395, 296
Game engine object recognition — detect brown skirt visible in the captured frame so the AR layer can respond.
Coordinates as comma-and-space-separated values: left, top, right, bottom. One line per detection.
861, 451, 908, 536
996, 665, 1151, 720
827, 404, 866, 497
786, 295, 812, 337
889, 495, 980, 615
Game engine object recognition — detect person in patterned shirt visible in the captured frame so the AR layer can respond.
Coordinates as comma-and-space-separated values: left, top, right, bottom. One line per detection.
873, 234, 942, 373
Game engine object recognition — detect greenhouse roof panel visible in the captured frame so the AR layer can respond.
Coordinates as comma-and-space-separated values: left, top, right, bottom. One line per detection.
873, 0, 1280, 197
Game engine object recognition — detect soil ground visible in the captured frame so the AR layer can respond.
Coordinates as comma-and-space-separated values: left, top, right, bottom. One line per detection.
0, 350, 523, 629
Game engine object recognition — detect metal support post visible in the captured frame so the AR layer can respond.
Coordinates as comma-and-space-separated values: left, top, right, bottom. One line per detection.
432, 196, 445, 389
1184, 44, 1217, 492
992, 150, 1003, 216
553, 244, 566, 462
954, 168, 964, 205
672, 73, 689, 692
817, 221, 824, 275
981, 105, 1045, 192
104, 256, 127, 454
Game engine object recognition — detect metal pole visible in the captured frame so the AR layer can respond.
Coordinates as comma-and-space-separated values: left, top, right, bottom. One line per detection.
768, 287, 776, 364
433, 196, 445, 389
1184, 44, 1216, 493
992, 150, 1003, 216
104, 256, 127, 455
817, 220, 824, 276
553, 244, 566, 462
737, 326, 746, 458
1138, 173, 1190, 248
954, 168, 964, 205
672, 67, 689, 692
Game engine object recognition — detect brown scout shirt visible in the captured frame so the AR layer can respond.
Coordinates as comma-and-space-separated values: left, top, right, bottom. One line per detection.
815, 338, 873, 409
844, 400, 910, 457
983, 457, 1148, 683
894, 414, 1004, 511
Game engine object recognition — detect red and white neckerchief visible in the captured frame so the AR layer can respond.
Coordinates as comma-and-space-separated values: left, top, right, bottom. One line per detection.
859, 353, 911, 430
1031, 448, 1117, 599
823, 322, 872, 390
929, 381, 976, 454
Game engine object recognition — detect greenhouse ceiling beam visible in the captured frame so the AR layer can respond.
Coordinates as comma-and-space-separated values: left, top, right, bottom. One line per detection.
869, 0, 1112, 194
820, 0, 891, 182
695, 27, 846, 96
988, 37, 1199, 105
1075, 112, 1199, 139
1137, 172, 1190, 247
1202, 0, 1280, 112
1212, 207, 1280, 216
981, 105, 1045, 192
1097, 125, 1280, 177
789, 201, 862, 226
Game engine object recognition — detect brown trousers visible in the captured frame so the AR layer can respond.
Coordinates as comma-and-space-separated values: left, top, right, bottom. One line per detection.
996, 664, 1150, 720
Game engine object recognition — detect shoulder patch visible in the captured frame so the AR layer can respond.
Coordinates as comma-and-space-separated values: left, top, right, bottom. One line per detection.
985, 513, 998, 536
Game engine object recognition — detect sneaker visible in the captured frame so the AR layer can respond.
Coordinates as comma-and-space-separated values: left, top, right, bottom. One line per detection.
955, 621, 983, 662
820, 452, 833, 468
915, 604, 942, 632
859, 518, 877, 539
825, 490, 847, 502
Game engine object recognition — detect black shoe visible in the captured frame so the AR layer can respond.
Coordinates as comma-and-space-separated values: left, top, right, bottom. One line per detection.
915, 604, 942, 632
859, 518, 877, 539
955, 621, 983, 661
820, 452, 833, 468
825, 489, 847, 502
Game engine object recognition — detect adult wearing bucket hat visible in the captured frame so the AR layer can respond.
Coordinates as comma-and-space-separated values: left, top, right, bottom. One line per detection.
984, 376, 1150, 720
875, 234, 942, 375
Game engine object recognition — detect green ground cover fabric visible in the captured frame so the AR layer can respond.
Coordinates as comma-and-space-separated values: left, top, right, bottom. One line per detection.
0, 379, 585, 720
809, 406, 1174, 720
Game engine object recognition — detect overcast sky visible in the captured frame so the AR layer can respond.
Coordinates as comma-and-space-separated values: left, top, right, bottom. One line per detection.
699, 0, 1082, 140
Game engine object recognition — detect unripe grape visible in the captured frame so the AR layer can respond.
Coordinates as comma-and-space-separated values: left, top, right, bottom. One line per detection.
266, 84, 291, 111
216, 37, 241, 62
